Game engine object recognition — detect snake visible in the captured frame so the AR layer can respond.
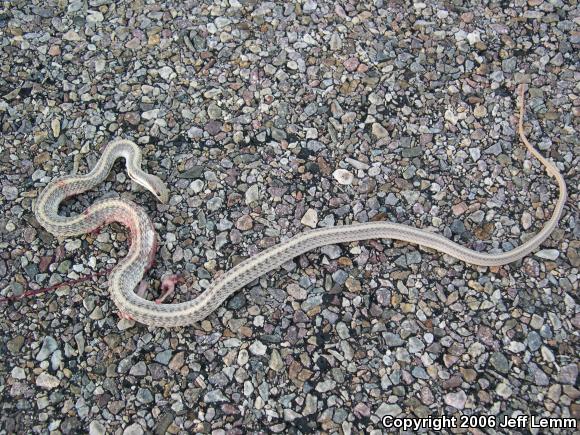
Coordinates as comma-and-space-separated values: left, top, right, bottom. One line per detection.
34, 85, 567, 327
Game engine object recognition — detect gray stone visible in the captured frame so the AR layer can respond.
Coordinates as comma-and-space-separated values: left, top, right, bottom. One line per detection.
36, 336, 58, 361
129, 361, 147, 376
444, 390, 467, 409
136, 388, 154, 404
155, 349, 173, 365
383, 333, 404, 347
490, 352, 510, 374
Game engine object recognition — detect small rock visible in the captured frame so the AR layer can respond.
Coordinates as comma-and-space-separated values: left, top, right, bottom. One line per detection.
36, 336, 58, 361
207, 196, 223, 211
527, 331, 542, 351
473, 105, 487, 118
125, 37, 141, 49
204, 120, 222, 136
315, 379, 336, 393
521, 212, 532, 230
249, 341, 267, 356
87, 10, 104, 23
301, 209, 318, 228
187, 126, 203, 139
123, 423, 144, 435
383, 333, 405, 347
245, 185, 260, 204
204, 389, 228, 403
155, 349, 173, 365
208, 103, 222, 119
136, 388, 153, 404
408, 337, 425, 354
495, 382, 512, 398
48, 45, 61, 56
158, 66, 174, 80
51, 118, 60, 137
489, 352, 510, 374
169, 352, 185, 371
466, 31, 481, 45
469, 148, 481, 161
372, 123, 389, 139
36, 372, 60, 389
444, 390, 467, 409
2, 186, 18, 201
235, 215, 253, 231
303, 0, 317, 12
375, 403, 402, 417
344, 57, 359, 72
535, 249, 559, 260
142, 109, 160, 120
269, 350, 284, 371
89, 421, 106, 435
11, 367, 26, 379
129, 361, 147, 376
333, 169, 354, 185
63, 30, 82, 41
330, 34, 342, 50
559, 364, 577, 385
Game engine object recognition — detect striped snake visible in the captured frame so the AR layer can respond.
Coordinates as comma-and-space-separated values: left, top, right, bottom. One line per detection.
34, 86, 567, 327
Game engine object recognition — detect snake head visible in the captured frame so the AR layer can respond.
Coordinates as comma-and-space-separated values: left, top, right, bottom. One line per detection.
144, 174, 169, 204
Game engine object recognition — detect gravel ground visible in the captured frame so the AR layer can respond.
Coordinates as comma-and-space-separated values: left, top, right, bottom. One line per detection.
1, 1, 579, 434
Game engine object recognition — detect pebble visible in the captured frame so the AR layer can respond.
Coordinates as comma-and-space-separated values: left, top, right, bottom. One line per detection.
495, 382, 512, 398
63, 30, 82, 41
207, 197, 223, 211
372, 123, 389, 139
535, 249, 560, 260
333, 169, 354, 185
249, 341, 267, 356
2, 186, 18, 200
158, 66, 174, 80
123, 424, 144, 435
129, 361, 147, 376
89, 421, 106, 435
142, 109, 160, 120
343, 58, 359, 72
316, 380, 336, 393
87, 10, 104, 23
204, 389, 228, 403
469, 148, 481, 161
527, 331, 542, 351
301, 209, 319, 228
236, 215, 254, 231
376, 403, 402, 417
489, 352, 510, 374
444, 391, 467, 410
155, 349, 173, 365
36, 336, 58, 361
245, 185, 260, 204
269, 350, 284, 371
559, 364, 578, 385
11, 366, 26, 379
36, 372, 60, 389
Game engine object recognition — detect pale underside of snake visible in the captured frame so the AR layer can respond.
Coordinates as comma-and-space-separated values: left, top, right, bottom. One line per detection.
34, 85, 567, 327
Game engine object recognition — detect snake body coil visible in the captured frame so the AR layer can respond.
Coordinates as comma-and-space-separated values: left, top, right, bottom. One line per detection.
34, 87, 567, 327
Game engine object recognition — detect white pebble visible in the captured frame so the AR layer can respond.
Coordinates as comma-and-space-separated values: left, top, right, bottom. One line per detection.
301, 208, 318, 228
333, 168, 354, 185
11, 366, 26, 379
36, 372, 60, 389
535, 249, 559, 260
249, 340, 267, 356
